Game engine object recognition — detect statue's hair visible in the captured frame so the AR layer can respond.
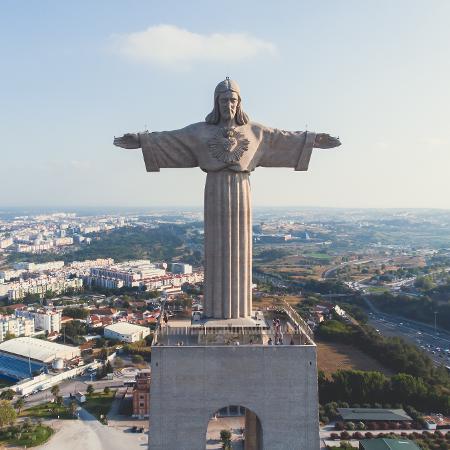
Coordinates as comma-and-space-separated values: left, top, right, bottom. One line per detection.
205, 95, 250, 125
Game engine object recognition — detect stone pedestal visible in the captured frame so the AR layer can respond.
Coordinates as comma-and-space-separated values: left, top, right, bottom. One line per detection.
148, 343, 319, 450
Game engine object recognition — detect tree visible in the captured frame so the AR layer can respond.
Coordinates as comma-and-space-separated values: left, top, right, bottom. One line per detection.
219, 429, 232, 450
0, 389, 15, 400
86, 384, 94, 396
131, 354, 144, 364
14, 397, 25, 414
3, 331, 16, 341
69, 400, 78, 417
0, 400, 17, 427
99, 348, 109, 361
50, 385, 60, 401
114, 357, 124, 368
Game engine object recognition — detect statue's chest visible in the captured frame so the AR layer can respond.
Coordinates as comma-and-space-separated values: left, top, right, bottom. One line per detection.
205, 127, 258, 165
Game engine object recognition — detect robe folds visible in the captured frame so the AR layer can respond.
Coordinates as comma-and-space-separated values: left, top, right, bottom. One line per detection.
139, 122, 316, 319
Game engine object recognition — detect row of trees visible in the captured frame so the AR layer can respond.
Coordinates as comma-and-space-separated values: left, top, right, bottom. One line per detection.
319, 369, 450, 414
369, 289, 450, 332
317, 318, 445, 382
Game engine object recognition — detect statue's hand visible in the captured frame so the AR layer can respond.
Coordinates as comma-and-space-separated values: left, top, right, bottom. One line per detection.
314, 133, 341, 149
113, 133, 141, 149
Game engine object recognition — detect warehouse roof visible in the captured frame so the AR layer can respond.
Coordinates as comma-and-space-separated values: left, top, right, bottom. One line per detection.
337, 408, 412, 422
360, 438, 421, 450
104, 322, 149, 335
0, 337, 80, 363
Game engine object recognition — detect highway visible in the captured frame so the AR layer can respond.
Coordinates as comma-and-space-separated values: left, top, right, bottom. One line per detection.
367, 308, 450, 368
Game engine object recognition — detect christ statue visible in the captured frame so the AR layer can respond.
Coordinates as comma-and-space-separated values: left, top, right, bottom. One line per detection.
114, 78, 340, 320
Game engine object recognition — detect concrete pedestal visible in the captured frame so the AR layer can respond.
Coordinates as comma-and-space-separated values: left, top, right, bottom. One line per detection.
148, 344, 319, 450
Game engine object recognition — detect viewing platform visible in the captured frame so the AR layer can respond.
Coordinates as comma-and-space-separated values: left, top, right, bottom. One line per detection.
153, 299, 315, 347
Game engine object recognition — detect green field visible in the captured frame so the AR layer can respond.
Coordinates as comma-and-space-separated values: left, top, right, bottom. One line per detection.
83, 391, 116, 421
0, 424, 53, 448
21, 402, 73, 420
303, 252, 332, 261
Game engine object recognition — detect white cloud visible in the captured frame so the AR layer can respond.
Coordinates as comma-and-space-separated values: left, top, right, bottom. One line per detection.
112, 24, 276, 68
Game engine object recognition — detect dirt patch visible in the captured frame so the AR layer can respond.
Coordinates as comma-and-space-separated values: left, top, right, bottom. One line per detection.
316, 339, 393, 377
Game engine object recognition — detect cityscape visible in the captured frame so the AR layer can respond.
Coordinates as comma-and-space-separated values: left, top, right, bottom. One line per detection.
0, 207, 449, 449
2, 1, 450, 449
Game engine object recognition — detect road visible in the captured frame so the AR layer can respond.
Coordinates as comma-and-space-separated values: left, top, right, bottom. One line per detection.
365, 302, 450, 367
36, 408, 147, 450
24, 374, 126, 407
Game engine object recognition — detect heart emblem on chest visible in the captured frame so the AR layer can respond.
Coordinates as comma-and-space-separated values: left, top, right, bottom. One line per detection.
208, 127, 250, 164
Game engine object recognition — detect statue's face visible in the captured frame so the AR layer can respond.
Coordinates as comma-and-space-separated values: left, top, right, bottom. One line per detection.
218, 91, 239, 121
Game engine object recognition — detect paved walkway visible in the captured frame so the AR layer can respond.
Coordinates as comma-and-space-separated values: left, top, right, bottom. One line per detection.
36, 409, 147, 450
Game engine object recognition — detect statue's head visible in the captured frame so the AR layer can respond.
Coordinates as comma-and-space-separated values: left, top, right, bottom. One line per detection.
205, 78, 249, 125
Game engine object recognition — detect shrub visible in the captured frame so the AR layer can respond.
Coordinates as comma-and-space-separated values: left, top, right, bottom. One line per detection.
345, 421, 355, 431
356, 421, 366, 430
340, 431, 350, 440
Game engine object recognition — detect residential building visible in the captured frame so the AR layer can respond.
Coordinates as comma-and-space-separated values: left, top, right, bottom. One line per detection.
0, 315, 35, 342
132, 370, 151, 418
7, 277, 83, 301
15, 309, 62, 333
171, 263, 193, 274
86, 260, 165, 288
0, 237, 13, 249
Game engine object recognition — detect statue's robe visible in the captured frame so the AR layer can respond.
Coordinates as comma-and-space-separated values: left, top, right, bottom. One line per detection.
139, 122, 316, 319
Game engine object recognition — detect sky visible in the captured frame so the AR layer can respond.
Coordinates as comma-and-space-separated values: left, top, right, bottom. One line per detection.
1, 0, 449, 209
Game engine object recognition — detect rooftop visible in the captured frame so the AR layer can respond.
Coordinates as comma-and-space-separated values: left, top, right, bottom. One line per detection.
337, 408, 412, 422
105, 322, 150, 335
0, 337, 80, 363
360, 438, 421, 450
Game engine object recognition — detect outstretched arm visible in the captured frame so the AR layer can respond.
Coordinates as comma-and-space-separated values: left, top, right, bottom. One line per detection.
113, 133, 141, 149
314, 133, 341, 149
113, 127, 199, 172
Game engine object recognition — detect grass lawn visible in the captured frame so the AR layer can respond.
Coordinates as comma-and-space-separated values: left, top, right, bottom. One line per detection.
83, 391, 116, 420
0, 424, 53, 447
366, 286, 391, 294
20, 402, 73, 420
303, 252, 333, 261
316, 339, 393, 377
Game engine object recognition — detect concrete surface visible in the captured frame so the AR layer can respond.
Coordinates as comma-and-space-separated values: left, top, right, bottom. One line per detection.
149, 344, 319, 450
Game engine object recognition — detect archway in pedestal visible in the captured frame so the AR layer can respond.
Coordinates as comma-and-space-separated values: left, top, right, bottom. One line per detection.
205, 405, 263, 450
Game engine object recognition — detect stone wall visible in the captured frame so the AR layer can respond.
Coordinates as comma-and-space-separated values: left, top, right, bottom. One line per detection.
148, 344, 319, 450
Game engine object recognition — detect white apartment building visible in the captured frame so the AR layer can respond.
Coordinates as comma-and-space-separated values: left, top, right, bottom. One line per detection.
13, 261, 65, 272
0, 283, 10, 298
15, 310, 62, 333
0, 316, 35, 342
0, 269, 24, 281
87, 260, 165, 288
8, 277, 83, 301
139, 271, 204, 291
171, 263, 193, 274
0, 237, 13, 249
69, 258, 114, 269
53, 237, 73, 246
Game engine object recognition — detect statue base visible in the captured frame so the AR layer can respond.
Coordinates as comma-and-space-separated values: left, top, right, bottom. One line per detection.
148, 311, 320, 450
